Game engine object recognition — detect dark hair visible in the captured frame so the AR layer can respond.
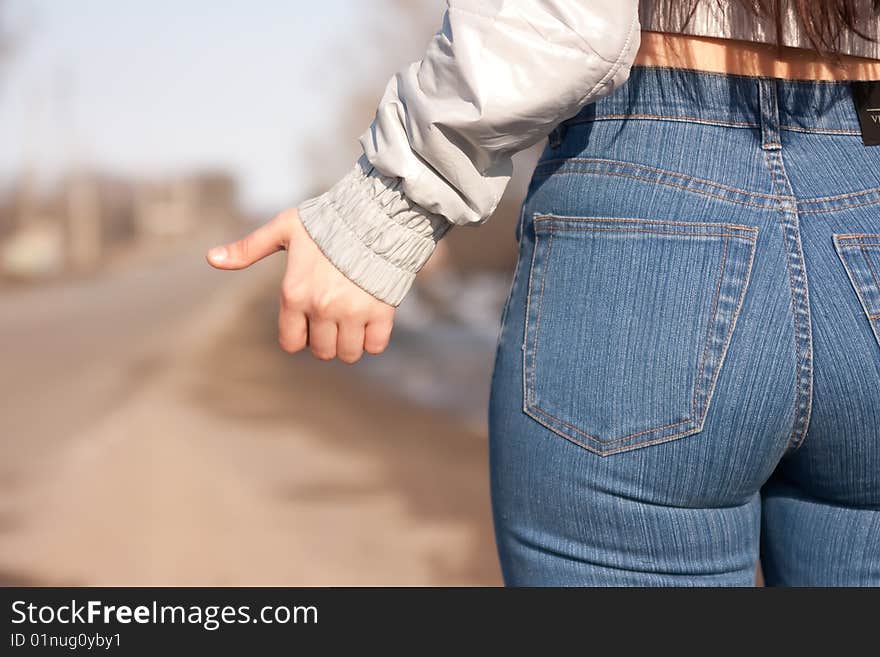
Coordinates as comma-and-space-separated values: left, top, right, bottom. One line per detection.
657, 1, 880, 61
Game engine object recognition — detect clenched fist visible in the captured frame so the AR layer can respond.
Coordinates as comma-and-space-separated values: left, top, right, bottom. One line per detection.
206, 208, 396, 363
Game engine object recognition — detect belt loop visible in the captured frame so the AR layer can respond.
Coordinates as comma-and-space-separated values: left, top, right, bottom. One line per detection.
548, 124, 565, 149
758, 77, 782, 150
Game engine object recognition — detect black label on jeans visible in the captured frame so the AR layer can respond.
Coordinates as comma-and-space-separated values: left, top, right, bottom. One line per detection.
851, 80, 880, 146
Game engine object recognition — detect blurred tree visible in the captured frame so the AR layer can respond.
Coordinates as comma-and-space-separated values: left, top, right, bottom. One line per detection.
0, 0, 13, 83
302, 0, 440, 191
302, 0, 539, 273
0, 1, 8, 56
0, 0, 12, 237
0, 1, 6, 60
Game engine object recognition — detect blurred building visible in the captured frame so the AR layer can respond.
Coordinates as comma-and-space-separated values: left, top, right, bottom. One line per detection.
134, 172, 237, 239
0, 169, 238, 281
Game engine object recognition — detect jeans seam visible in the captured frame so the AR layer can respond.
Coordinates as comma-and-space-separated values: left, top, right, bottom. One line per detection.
861, 246, 880, 292
532, 169, 778, 210
835, 233, 880, 243
531, 228, 553, 404
803, 190, 880, 205
526, 404, 693, 446
562, 114, 760, 131
534, 213, 760, 234
692, 234, 729, 423
534, 226, 753, 239
780, 124, 862, 136
708, 228, 759, 428
534, 157, 776, 200
522, 408, 700, 456
520, 217, 542, 416
534, 158, 880, 214
525, 223, 553, 406
861, 246, 880, 333
834, 238, 880, 345
763, 149, 814, 454
800, 199, 880, 214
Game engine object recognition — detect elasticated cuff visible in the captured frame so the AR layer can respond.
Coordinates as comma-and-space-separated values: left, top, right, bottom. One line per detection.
298, 154, 452, 306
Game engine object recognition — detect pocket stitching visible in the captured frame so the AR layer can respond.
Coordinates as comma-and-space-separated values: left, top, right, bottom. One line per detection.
528, 228, 731, 447
530, 223, 696, 447
534, 213, 760, 235
834, 235, 880, 327
523, 215, 757, 454
529, 227, 554, 409
520, 216, 543, 417
535, 226, 752, 240
692, 233, 729, 424
861, 246, 880, 292
524, 407, 701, 456
527, 404, 693, 445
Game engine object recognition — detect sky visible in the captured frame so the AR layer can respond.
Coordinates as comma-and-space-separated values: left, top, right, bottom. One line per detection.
0, 0, 408, 215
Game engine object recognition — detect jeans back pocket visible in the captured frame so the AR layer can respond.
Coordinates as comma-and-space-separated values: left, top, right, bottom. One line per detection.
522, 215, 758, 456
834, 234, 880, 348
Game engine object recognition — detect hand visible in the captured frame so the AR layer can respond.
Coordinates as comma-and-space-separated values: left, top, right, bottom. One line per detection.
206, 208, 396, 363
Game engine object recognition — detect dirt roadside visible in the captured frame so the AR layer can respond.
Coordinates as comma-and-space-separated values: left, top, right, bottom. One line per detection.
0, 262, 502, 586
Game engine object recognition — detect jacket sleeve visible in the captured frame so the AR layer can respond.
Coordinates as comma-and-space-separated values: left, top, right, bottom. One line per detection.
298, 0, 641, 306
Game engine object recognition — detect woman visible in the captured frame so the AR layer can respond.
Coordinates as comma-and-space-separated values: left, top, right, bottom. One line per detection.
207, 1, 880, 586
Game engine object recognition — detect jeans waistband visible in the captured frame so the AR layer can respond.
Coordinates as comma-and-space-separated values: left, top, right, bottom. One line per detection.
564, 65, 863, 142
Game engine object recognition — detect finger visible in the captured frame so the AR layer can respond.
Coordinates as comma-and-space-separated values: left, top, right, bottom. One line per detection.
307, 318, 338, 361
278, 304, 308, 354
206, 214, 290, 270
336, 322, 366, 364
364, 318, 393, 355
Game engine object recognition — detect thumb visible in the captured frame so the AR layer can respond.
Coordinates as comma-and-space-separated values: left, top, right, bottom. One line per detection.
206, 213, 290, 270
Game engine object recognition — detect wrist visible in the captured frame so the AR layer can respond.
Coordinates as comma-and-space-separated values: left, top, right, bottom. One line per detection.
298, 154, 452, 306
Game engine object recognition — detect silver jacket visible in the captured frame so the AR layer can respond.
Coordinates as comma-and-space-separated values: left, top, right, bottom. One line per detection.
299, 0, 641, 306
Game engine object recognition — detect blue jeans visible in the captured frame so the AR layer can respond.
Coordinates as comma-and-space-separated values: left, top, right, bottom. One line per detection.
488, 65, 880, 586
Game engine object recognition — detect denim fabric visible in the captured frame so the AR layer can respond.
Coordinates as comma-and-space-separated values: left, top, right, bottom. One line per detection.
297, 1, 641, 306
488, 65, 880, 586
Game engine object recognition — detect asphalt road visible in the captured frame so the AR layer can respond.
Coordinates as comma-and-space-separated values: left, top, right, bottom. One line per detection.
0, 235, 237, 469
0, 233, 501, 586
